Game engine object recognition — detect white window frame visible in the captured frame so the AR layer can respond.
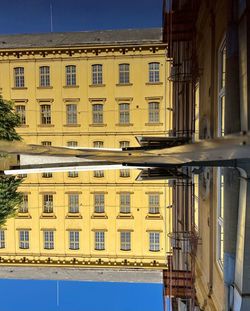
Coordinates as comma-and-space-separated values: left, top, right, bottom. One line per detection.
40, 66, 50, 87
92, 64, 103, 85
68, 194, 79, 213
43, 194, 53, 213
40, 104, 51, 125
120, 231, 131, 251
44, 230, 54, 249
149, 62, 160, 83
19, 193, 28, 213
120, 192, 131, 214
95, 231, 105, 250
148, 102, 160, 123
66, 65, 76, 86
19, 230, 29, 249
119, 63, 130, 84
14, 67, 24, 88
149, 232, 160, 251
92, 104, 103, 124
94, 193, 105, 213
69, 231, 79, 250
66, 104, 77, 125
119, 103, 130, 124
16, 105, 26, 125
148, 193, 160, 214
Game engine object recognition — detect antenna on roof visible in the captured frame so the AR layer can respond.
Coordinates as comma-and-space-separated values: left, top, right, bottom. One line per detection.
50, 2, 53, 32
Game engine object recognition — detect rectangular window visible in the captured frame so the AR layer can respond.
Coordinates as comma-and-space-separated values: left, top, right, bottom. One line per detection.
93, 141, 104, 177
94, 193, 105, 213
119, 141, 130, 177
95, 231, 105, 250
68, 194, 79, 213
16, 105, 26, 125
120, 231, 131, 251
19, 230, 29, 249
69, 231, 79, 250
119, 103, 130, 124
92, 104, 103, 124
67, 141, 78, 177
40, 66, 50, 87
14, 67, 24, 87
41, 141, 52, 146
0, 230, 5, 248
41, 141, 52, 177
44, 231, 54, 249
148, 102, 160, 123
66, 65, 76, 86
66, 104, 77, 125
119, 64, 130, 84
148, 194, 160, 214
217, 168, 224, 268
43, 194, 53, 213
120, 193, 130, 214
218, 39, 226, 136
40, 105, 51, 125
149, 232, 160, 251
149, 62, 160, 83
92, 64, 103, 85
19, 194, 28, 213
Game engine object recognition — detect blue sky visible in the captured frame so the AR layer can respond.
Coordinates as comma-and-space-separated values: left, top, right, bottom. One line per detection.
0, 279, 164, 311
0, 0, 163, 34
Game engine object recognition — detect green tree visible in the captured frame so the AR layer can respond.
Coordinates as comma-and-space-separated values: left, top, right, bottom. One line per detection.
0, 175, 23, 226
0, 97, 21, 141
0, 96, 23, 226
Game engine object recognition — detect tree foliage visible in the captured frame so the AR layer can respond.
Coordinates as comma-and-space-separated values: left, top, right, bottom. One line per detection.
0, 96, 22, 141
0, 96, 23, 226
0, 175, 23, 226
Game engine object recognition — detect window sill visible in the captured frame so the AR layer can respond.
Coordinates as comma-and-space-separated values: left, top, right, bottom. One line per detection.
63, 124, 81, 127
63, 85, 79, 88
115, 123, 133, 127
38, 124, 55, 127
149, 249, 160, 252
94, 248, 105, 251
116, 83, 133, 87
91, 213, 108, 219
12, 87, 27, 90
146, 214, 162, 220
69, 248, 80, 251
117, 214, 134, 219
16, 213, 31, 219
37, 86, 53, 89
89, 124, 107, 127
66, 213, 82, 219
19, 125, 29, 128
89, 84, 106, 87
145, 82, 163, 85
40, 213, 56, 219
145, 123, 163, 126
120, 249, 131, 252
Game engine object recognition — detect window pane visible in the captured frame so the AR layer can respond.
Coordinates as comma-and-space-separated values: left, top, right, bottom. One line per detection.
92, 104, 103, 124
66, 104, 77, 125
94, 193, 105, 213
95, 231, 105, 250
0, 230, 5, 248
119, 64, 130, 84
119, 103, 130, 124
149, 232, 160, 251
69, 231, 79, 250
149, 194, 160, 214
66, 65, 76, 86
19, 194, 28, 213
40, 66, 50, 87
16, 105, 26, 124
148, 102, 159, 123
43, 194, 53, 213
19, 230, 29, 249
120, 231, 131, 250
92, 64, 103, 85
149, 62, 160, 83
44, 231, 54, 249
41, 105, 51, 124
93, 141, 104, 177
69, 194, 79, 213
120, 193, 130, 214
14, 67, 24, 87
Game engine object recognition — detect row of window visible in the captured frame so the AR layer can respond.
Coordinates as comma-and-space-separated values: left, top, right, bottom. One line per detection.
19, 192, 161, 215
16, 102, 161, 126
13, 63, 161, 88
0, 230, 160, 252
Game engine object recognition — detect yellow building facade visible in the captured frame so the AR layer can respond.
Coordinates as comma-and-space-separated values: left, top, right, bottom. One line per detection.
0, 29, 172, 268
